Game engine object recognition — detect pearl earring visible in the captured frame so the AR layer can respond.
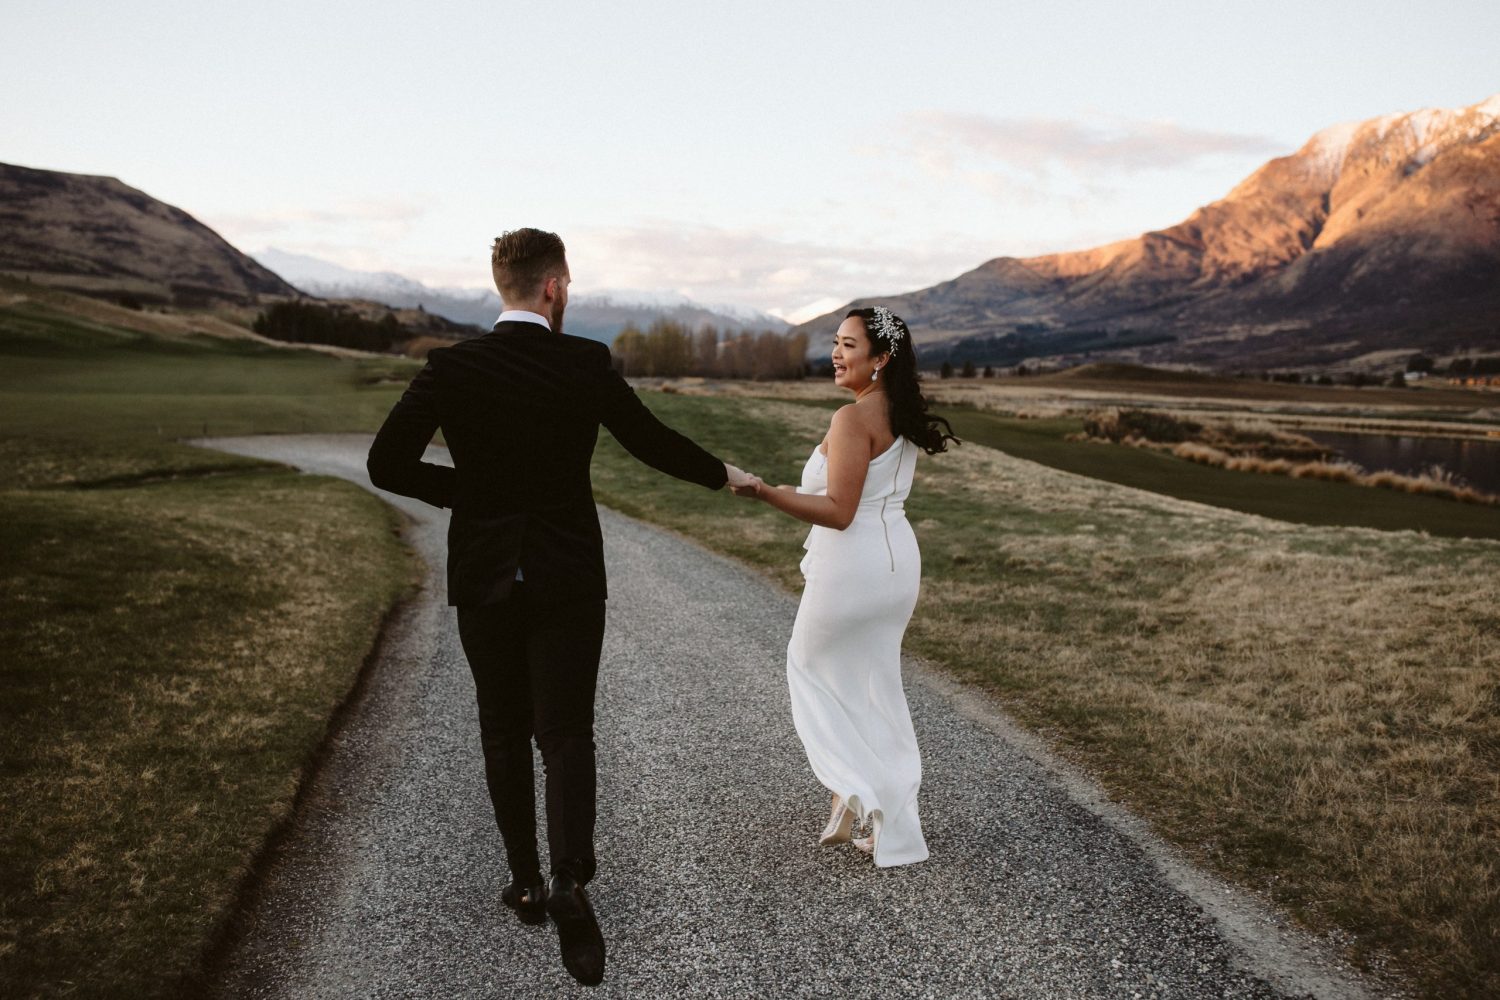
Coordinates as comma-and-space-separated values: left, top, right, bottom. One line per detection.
872, 367, 881, 381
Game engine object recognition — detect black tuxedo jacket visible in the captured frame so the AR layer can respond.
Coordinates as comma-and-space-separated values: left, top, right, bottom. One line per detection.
367, 320, 727, 607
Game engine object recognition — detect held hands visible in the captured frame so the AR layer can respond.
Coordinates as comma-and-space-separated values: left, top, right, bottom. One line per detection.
724, 463, 765, 499
731, 474, 765, 499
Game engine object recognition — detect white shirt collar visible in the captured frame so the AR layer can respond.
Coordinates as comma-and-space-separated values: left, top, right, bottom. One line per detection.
495, 309, 551, 330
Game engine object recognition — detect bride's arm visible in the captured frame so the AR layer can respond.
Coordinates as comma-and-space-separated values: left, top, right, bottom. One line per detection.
748, 407, 871, 529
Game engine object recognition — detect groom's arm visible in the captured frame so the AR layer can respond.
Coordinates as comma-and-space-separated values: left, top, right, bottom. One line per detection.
367, 358, 457, 508
593, 347, 728, 490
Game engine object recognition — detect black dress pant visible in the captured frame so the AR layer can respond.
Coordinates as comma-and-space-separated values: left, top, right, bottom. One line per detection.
456, 586, 605, 887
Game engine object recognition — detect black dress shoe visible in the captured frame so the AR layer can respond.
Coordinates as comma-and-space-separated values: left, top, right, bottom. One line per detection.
545, 873, 605, 986
501, 880, 548, 925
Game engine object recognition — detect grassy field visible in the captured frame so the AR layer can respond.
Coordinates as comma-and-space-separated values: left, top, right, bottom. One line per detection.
956, 362, 1500, 409
591, 391, 1500, 1000
940, 408, 1500, 541
5, 289, 1497, 999
0, 293, 415, 490
0, 299, 421, 998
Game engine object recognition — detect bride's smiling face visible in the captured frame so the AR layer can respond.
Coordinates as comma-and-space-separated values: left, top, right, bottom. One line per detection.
831, 316, 888, 391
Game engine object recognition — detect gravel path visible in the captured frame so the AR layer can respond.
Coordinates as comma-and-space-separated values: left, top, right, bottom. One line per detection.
194, 433, 1384, 1000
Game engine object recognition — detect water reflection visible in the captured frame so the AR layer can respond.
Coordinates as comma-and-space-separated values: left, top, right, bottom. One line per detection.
1302, 430, 1500, 494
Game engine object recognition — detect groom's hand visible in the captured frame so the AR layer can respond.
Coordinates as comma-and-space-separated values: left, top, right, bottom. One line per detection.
724, 463, 755, 489
730, 474, 764, 499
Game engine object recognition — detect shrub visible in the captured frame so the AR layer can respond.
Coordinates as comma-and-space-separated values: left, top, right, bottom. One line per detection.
1082, 408, 1202, 444
252, 301, 407, 352
1166, 440, 1496, 505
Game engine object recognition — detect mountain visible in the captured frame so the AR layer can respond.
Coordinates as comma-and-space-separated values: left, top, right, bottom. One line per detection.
792, 94, 1500, 369
0, 162, 297, 305
255, 247, 789, 346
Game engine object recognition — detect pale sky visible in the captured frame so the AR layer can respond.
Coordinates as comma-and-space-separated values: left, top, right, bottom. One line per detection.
4, 1, 1497, 320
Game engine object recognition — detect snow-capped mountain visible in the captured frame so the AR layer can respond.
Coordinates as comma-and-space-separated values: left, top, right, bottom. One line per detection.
254, 248, 435, 299
793, 92, 1500, 369
254, 248, 788, 345
576, 287, 787, 329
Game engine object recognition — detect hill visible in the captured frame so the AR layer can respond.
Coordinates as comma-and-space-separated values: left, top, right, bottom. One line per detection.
793, 94, 1500, 370
0, 162, 297, 306
255, 247, 789, 346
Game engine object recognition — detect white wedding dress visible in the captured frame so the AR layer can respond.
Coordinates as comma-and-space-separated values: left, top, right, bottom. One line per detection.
786, 435, 928, 867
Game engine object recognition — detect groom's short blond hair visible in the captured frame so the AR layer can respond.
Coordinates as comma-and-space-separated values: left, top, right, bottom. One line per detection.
491, 228, 568, 302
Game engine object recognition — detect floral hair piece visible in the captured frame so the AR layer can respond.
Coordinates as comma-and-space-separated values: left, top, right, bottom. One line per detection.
870, 306, 905, 357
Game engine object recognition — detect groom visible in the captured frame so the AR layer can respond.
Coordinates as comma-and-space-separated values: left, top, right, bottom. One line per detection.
367, 228, 749, 986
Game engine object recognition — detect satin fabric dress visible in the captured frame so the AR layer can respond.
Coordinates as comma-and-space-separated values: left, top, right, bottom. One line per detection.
786, 435, 928, 867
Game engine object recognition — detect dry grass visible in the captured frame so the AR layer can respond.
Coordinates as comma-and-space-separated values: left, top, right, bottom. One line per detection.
1072, 407, 1500, 508
401, 334, 458, 359
593, 391, 1500, 999
641, 373, 1500, 440
923, 368, 1500, 414
0, 276, 380, 358
1165, 439, 1500, 506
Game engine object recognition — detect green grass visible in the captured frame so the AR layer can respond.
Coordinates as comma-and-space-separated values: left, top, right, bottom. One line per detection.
0, 300, 417, 489
939, 407, 1500, 540
593, 391, 1500, 1000
0, 302, 420, 998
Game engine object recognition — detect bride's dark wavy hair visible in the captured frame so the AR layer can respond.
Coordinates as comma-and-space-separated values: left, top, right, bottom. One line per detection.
847, 307, 959, 455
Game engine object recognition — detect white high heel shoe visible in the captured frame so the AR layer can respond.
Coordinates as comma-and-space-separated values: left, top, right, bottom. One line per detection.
818, 795, 855, 845
852, 813, 881, 857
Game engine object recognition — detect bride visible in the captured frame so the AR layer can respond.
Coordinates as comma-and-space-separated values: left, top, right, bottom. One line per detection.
733, 306, 957, 867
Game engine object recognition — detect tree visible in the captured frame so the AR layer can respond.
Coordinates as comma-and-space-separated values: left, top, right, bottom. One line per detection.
753, 330, 787, 380
982, 365, 995, 378
783, 331, 809, 380
610, 325, 644, 376
723, 330, 755, 379
940, 361, 954, 379
611, 322, 811, 380
251, 300, 406, 352
961, 359, 976, 378
642, 319, 693, 376
1388, 371, 1407, 388
694, 327, 720, 376
1015, 364, 1029, 377
1406, 353, 1434, 374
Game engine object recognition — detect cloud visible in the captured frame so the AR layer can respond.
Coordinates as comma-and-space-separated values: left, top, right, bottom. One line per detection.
567, 221, 1000, 319
900, 111, 1283, 175
205, 199, 426, 240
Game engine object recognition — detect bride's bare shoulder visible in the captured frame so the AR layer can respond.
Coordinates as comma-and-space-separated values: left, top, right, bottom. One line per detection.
826, 403, 867, 434
828, 402, 889, 447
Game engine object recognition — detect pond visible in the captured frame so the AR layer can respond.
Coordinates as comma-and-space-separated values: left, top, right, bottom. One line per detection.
1301, 429, 1500, 494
